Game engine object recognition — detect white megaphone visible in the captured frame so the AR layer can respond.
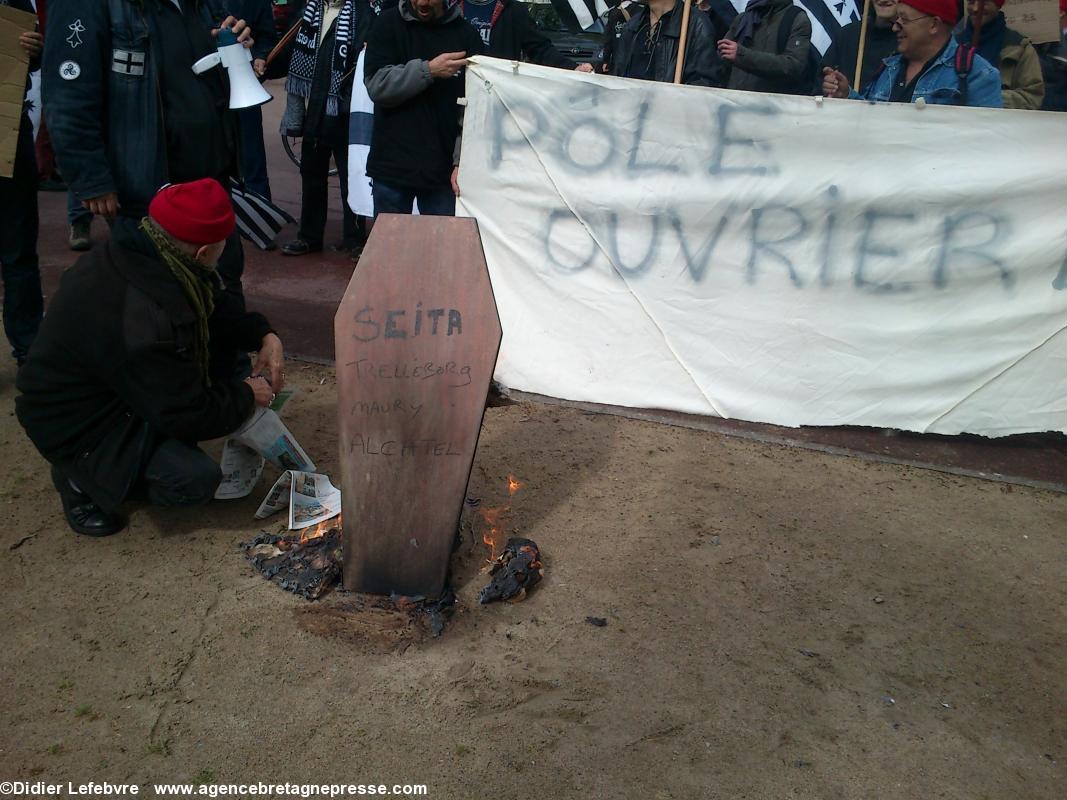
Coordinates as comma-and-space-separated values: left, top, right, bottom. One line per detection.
191, 28, 272, 109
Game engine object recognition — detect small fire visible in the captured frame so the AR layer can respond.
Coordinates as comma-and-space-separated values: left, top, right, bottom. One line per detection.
479, 476, 522, 562
298, 515, 342, 545
479, 505, 505, 559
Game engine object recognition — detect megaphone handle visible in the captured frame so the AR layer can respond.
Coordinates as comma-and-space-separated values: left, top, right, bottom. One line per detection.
192, 52, 221, 74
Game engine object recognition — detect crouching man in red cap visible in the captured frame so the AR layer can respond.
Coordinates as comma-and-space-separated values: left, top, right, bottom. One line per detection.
821, 0, 1004, 107
15, 179, 283, 537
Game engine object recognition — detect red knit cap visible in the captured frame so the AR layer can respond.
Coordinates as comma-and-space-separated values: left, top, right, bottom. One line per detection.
148, 179, 235, 246
1060, 0, 1066, 14
900, 0, 959, 24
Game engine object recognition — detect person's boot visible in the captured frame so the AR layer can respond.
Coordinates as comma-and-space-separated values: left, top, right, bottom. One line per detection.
50, 466, 125, 537
280, 238, 321, 256
69, 220, 91, 252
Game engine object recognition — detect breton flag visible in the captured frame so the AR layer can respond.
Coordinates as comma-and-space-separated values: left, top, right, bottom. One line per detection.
229, 179, 295, 250
347, 48, 375, 218
347, 48, 419, 216
548, 0, 610, 33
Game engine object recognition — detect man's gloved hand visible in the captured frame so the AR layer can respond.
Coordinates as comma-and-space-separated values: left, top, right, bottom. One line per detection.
252, 332, 285, 392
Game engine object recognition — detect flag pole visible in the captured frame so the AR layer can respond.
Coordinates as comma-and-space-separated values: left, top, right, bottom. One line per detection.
266, 19, 302, 70
853, 0, 871, 88
673, 0, 694, 84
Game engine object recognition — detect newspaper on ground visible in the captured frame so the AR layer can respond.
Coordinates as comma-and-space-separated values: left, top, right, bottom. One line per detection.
214, 389, 306, 500
255, 470, 342, 530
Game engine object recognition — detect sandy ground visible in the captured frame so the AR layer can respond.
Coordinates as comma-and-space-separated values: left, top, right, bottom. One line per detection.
0, 357, 1065, 800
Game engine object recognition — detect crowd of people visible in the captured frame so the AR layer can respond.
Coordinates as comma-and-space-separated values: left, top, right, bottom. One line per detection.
1, 0, 1065, 536
607, 0, 1066, 110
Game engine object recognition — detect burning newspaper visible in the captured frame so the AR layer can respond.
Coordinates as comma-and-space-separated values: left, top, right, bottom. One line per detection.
214, 389, 310, 501
255, 470, 342, 530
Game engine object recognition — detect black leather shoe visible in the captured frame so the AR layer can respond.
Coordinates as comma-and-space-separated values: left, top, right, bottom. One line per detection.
281, 239, 322, 257
50, 466, 125, 537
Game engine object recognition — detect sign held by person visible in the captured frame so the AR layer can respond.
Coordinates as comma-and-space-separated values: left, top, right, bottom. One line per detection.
0, 6, 37, 178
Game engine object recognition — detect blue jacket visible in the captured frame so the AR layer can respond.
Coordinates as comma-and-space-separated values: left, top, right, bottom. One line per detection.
852, 38, 1004, 108
42, 0, 231, 217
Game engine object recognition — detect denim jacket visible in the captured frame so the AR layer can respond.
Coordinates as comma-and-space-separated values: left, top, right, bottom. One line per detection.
851, 38, 1004, 108
42, 0, 228, 217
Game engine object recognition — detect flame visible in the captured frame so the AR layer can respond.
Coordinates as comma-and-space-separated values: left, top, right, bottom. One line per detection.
298, 515, 341, 545
479, 505, 505, 560
478, 476, 522, 562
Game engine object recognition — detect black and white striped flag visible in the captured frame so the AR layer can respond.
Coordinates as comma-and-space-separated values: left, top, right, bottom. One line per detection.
548, 0, 610, 33
229, 180, 295, 250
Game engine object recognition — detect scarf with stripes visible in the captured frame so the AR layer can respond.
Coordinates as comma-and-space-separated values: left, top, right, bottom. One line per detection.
140, 217, 218, 386
286, 0, 357, 117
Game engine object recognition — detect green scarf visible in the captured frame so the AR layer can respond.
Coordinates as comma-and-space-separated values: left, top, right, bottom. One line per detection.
140, 217, 218, 385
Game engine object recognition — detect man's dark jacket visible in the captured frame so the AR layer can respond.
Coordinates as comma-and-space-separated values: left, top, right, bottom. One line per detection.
486, 0, 575, 68
609, 0, 719, 85
42, 0, 235, 217
364, 0, 483, 190
1037, 36, 1067, 112
225, 0, 278, 61
15, 223, 269, 512
722, 0, 812, 93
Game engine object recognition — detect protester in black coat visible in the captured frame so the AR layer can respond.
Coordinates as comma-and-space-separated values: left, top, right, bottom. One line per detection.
1037, 32, 1067, 111
227, 0, 279, 199
609, 0, 720, 85
364, 0, 484, 215
43, 0, 255, 302
467, 0, 581, 68
16, 180, 282, 537
280, 0, 386, 256
600, 0, 639, 72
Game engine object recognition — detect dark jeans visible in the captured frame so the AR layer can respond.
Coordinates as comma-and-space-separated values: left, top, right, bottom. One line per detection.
0, 116, 44, 363
237, 106, 272, 200
372, 180, 456, 217
298, 130, 358, 248
68, 190, 92, 226
142, 439, 223, 507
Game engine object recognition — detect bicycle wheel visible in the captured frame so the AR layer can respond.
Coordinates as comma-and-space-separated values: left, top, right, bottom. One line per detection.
282, 134, 339, 177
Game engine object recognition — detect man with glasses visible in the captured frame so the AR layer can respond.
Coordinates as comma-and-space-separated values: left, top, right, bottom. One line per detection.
821, 0, 1003, 107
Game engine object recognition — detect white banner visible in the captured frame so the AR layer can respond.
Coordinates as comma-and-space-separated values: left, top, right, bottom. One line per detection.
457, 58, 1067, 437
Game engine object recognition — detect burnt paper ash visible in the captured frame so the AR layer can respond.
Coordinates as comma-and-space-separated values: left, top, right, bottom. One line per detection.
242, 528, 342, 600
390, 588, 457, 637
479, 537, 543, 604
295, 587, 457, 649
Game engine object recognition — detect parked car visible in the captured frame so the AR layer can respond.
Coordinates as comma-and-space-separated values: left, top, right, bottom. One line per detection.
522, 0, 604, 64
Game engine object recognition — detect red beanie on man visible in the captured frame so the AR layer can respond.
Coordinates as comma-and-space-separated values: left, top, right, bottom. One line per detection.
900, 0, 959, 24
1060, 0, 1066, 15
148, 179, 236, 246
